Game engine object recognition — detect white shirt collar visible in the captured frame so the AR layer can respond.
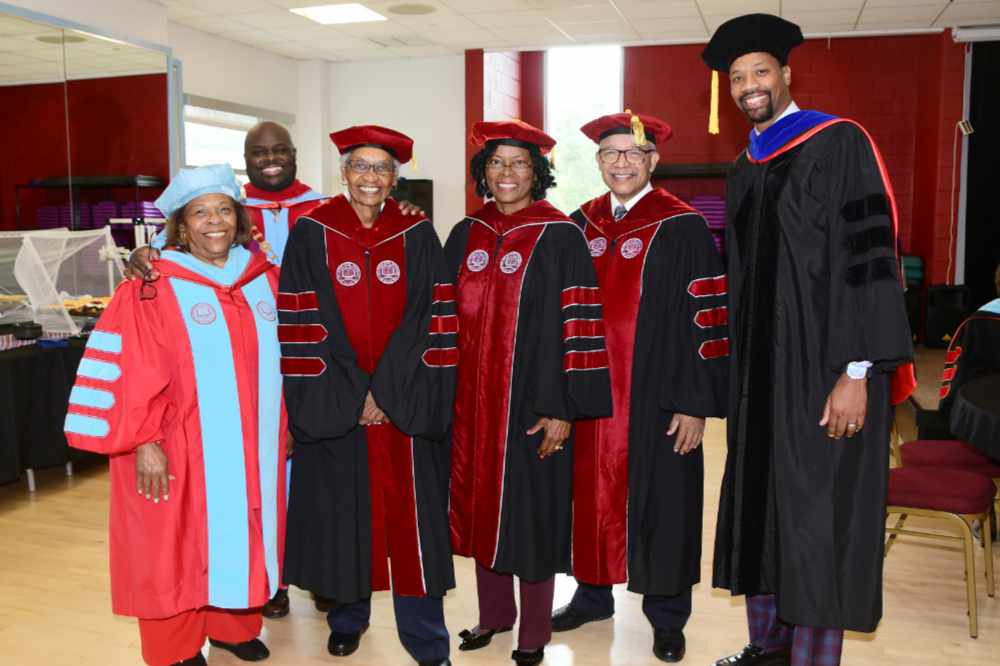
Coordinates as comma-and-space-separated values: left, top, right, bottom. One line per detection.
612, 182, 653, 213
753, 100, 800, 136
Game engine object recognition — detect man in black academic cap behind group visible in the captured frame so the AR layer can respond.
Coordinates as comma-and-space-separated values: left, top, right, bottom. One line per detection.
702, 14, 915, 666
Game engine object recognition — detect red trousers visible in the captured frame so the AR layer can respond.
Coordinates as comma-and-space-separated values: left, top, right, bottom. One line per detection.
138, 607, 263, 666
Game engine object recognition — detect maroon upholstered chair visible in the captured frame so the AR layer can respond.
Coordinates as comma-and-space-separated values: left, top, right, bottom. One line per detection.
886, 436, 997, 637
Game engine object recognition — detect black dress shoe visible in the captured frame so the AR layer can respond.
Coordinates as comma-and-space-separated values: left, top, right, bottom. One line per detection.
208, 638, 270, 661
714, 644, 790, 665
327, 625, 368, 657
458, 625, 513, 651
511, 648, 544, 665
417, 659, 451, 666
550, 603, 613, 632
173, 653, 207, 666
262, 588, 290, 619
652, 629, 685, 662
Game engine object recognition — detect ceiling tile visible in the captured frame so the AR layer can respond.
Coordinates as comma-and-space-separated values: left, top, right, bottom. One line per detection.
616, 0, 701, 21
463, 9, 553, 27
627, 15, 706, 34
937, 1, 1000, 24
783, 9, 862, 29
781, 0, 863, 9
231, 10, 318, 29
696, 0, 779, 14
544, 3, 622, 22
492, 25, 574, 42
166, 4, 210, 20
858, 4, 945, 26
554, 18, 634, 36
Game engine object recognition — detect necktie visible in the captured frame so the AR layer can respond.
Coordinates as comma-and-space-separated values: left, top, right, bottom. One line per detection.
613, 204, 627, 221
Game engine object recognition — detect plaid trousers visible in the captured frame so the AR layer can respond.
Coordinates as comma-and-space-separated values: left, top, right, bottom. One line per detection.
746, 594, 844, 666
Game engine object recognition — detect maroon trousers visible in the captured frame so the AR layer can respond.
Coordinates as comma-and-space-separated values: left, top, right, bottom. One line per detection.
475, 562, 555, 651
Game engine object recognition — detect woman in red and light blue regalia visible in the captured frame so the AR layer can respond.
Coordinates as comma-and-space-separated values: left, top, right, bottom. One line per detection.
447, 120, 613, 666
64, 164, 287, 666
278, 126, 457, 666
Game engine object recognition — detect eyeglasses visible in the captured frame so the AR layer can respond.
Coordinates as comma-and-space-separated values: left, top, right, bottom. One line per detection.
138, 268, 158, 301
485, 157, 533, 173
597, 148, 655, 165
346, 159, 396, 176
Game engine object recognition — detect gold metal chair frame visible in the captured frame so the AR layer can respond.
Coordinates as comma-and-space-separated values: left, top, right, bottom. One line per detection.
885, 424, 997, 638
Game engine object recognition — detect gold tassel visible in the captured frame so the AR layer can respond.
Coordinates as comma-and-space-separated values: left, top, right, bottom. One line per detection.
410, 150, 418, 173
709, 71, 720, 135
626, 108, 645, 146
549, 145, 556, 170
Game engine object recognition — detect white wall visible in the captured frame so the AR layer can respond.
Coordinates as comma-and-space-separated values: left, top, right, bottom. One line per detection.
329, 56, 465, 238
4, 0, 168, 45
168, 22, 298, 116
296, 60, 333, 195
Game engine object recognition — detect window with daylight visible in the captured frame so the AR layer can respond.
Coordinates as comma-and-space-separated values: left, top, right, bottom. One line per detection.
545, 45, 623, 214
183, 98, 295, 185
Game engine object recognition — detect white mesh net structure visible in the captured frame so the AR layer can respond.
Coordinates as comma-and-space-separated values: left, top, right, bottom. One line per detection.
0, 228, 125, 335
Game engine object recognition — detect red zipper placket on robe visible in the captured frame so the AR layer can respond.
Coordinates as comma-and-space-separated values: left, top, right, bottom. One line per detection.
451, 215, 546, 567
573, 190, 692, 584
321, 206, 428, 594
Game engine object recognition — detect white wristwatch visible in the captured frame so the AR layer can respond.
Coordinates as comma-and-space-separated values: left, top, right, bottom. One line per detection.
846, 361, 872, 380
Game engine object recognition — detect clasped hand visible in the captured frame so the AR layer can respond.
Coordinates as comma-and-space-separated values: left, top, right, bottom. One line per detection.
359, 391, 389, 426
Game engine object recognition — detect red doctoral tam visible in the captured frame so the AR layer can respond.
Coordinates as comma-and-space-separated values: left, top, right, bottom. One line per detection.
470, 119, 556, 155
581, 112, 673, 146
330, 125, 414, 164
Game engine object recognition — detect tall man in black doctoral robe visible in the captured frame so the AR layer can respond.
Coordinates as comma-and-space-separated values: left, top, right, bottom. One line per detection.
551, 112, 728, 664
702, 14, 915, 666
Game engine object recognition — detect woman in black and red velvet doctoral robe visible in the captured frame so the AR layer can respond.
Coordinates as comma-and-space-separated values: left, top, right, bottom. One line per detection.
278, 126, 456, 666
447, 120, 612, 666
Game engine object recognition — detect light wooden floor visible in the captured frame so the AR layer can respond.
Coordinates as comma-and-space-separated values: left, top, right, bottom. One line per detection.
2, 356, 999, 664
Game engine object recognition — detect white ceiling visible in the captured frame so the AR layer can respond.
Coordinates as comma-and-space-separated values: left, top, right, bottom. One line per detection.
161, 0, 1000, 62
0, 15, 166, 85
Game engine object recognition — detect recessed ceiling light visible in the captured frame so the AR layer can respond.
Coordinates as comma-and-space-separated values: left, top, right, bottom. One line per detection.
388, 3, 437, 15
290, 3, 387, 25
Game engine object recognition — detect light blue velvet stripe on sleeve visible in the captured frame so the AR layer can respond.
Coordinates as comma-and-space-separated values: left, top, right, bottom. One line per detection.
241, 272, 282, 597
170, 277, 250, 609
69, 386, 115, 410
86, 330, 122, 354
64, 413, 110, 437
77, 358, 121, 383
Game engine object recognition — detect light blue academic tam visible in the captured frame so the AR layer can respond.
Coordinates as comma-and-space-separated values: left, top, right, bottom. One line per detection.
154, 164, 242, 218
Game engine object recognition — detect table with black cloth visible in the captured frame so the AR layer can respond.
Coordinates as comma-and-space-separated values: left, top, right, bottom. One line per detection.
950, 374, 1000, 461
0, 338, 90, 486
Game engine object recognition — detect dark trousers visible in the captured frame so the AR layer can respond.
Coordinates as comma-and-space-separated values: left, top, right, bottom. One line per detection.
747, 594, 844, 666
476, 562, 555, 651
327, 595, 449, 662
569, 582, 692, 632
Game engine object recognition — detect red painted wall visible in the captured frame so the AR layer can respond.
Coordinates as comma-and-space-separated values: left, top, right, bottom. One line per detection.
0, 82, 71, 230
0, 73, 169, 230
624, 33, 965, 284
521, 51, 545, 130
466, 49, 549, 214
465, 49, 485, 215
